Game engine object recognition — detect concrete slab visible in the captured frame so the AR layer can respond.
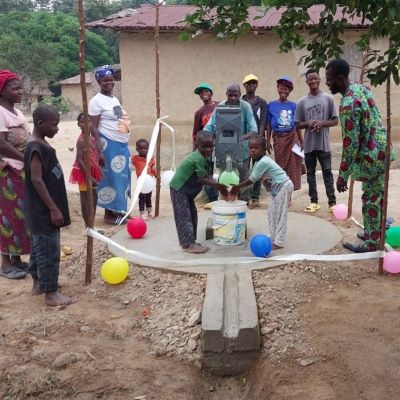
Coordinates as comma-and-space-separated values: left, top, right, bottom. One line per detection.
109, 211, 342, 274
108, 210, 342, 376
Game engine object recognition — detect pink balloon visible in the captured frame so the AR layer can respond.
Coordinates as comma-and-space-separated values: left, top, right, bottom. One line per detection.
383, 251, 400, 274
333, 204, 348, 220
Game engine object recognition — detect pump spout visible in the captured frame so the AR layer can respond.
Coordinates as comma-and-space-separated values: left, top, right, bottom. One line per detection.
225, 153, 233, 172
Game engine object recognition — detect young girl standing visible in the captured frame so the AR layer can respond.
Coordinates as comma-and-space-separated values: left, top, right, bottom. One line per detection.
131, 138, 156, 220
231, 136, 294, 250
69, 113, 102, 227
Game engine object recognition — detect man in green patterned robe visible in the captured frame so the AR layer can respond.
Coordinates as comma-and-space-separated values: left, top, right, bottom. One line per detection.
325, 58, 395, 253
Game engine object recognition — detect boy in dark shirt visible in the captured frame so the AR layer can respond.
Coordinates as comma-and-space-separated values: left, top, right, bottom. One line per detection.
242, 74, 268, 208
25, 105, 77, 306
192, 82, 218, 150
170, 131, 228, 254
193, 82, 219, 207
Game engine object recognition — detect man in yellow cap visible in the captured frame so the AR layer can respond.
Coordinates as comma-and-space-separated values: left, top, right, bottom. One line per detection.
242, 74, 268, 208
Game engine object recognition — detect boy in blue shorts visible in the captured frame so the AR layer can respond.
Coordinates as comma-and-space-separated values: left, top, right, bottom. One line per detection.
25, 105, 77, 306
231, 135, 293, 249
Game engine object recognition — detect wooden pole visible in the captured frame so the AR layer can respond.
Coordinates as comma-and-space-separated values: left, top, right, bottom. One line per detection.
77, 0, 94, 285
154, 2, 162, 217
347, 52, 368, 219
378, 74, 392, 274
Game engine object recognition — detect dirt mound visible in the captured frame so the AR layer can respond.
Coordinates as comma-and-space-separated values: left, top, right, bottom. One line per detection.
1, 190, 400, 399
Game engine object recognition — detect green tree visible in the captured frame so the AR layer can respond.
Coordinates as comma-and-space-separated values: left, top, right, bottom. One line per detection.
0, 11, 112, 80
49, 0, 77, 13
0, 33, 61, 110
182, 0, 400, 86
0, 0, 35, 12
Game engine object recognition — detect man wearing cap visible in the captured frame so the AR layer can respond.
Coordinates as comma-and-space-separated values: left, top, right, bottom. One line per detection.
193, 82, 218, 150
192, 82, 219, 207
242, 74, 268, 208
204, 83, 258, 203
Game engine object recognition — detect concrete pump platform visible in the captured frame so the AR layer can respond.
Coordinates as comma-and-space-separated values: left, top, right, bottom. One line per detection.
108, 210, 342, 375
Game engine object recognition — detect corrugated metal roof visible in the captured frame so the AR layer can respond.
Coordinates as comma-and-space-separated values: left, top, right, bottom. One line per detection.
58, 64, 122, 85
87, 4, 370, 32
59, 72, 93, 85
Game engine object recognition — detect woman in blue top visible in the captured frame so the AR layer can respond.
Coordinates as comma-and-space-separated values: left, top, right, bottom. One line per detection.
267, 76, 303, 190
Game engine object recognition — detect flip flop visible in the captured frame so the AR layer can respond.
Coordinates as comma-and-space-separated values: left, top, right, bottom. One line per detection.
304, 203, 321, 213
185, 244, 210, 254
61, 245, 74, 255
0, 266, 27, 280
104, 215, 128, 225
15, 261, 29, 272
60, 252, 67, 262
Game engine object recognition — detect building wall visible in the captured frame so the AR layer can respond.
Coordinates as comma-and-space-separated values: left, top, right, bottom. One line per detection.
61, 84, 91, 109
61, 81, 123, 114
120, 30, 399, 167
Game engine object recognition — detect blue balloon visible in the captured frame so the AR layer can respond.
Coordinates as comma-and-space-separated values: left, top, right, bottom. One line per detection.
249, 234, 272, 257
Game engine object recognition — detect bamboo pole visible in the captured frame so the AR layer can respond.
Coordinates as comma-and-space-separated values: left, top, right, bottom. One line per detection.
77, 0, 94, 285
154, 3, 162, 217
378, 74, 392, 274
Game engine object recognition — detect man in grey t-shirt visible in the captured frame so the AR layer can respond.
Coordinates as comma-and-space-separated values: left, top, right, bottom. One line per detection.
295, 69, 338, 213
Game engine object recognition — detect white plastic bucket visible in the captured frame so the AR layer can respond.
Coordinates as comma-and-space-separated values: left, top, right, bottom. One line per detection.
211, 200, 247, 245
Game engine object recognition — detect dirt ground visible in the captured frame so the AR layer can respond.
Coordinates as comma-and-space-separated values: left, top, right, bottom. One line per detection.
0, 119, 399, 399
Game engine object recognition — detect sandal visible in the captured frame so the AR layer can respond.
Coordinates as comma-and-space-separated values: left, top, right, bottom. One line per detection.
17, 262, 29, 272
104, 214, 128, 225
357, 230, 367, 241
248, 199, 260, 209
61, 245, 74, 255
11, 261, 29, 272
327, 204, 336, 213
185, 243, 210, 254
140, 212, 148, 221
0, 266, 27, 280
304, 203, 321, 213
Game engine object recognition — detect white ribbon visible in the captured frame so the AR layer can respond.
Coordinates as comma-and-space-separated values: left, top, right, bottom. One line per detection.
117, 116, 175, 225
87, 228, 385, 267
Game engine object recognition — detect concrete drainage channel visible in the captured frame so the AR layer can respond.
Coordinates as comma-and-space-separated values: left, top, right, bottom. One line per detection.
202, 270, 260, 375
109, 211, 342, 376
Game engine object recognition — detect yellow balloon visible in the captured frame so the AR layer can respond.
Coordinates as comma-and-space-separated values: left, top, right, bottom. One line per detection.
100, 257, 129, 284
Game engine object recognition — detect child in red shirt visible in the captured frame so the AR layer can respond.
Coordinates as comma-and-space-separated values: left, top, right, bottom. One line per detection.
69, 113, 102, 227
131, 138, 157, 220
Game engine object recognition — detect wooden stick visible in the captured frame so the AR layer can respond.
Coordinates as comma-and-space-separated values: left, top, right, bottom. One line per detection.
378, 74, 392, 274
77, 0, 94, 285
346, 179, 354, 218
347, 51, 368, 219
154, 2, 161, 217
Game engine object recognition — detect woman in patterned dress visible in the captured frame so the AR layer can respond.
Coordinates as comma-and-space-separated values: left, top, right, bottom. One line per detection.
267, 76, 304, 190
0, 70, 30, 279
89, 65, 131, 225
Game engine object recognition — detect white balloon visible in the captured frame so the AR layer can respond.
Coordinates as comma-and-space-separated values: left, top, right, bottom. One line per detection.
161, 170, 175, 187
140, 175, 156, 194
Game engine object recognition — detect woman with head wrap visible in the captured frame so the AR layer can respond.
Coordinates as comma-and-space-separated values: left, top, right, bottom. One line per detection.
0, 70, 31, 279
89, 65, 131, 225
266, 76, 304, 190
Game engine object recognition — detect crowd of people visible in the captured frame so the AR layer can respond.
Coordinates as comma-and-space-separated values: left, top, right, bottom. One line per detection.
0, 58, 394, 304
173, 59, 393, 254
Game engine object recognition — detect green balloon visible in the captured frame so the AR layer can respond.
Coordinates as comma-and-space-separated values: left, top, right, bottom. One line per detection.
219, 170, 240, 187
386, 226, 400, 248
